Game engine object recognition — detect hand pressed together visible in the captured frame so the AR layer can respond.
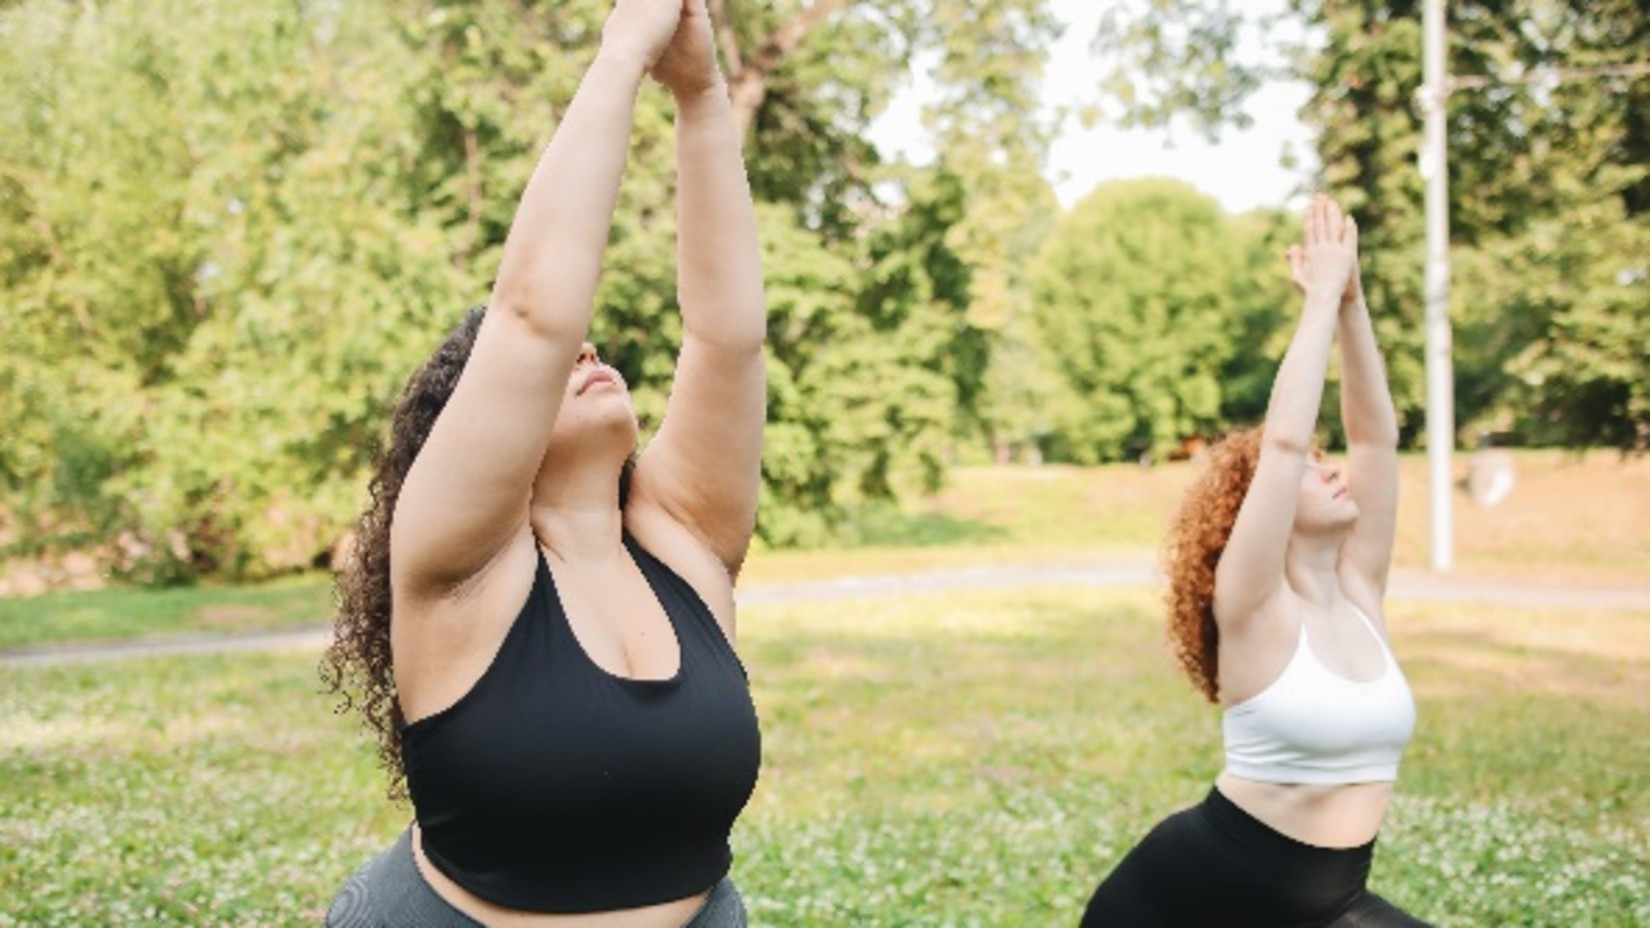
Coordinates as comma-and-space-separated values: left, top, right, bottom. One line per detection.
1285, 194, 1360, 307
651, 0, 722, 99
601, 0, 688, 71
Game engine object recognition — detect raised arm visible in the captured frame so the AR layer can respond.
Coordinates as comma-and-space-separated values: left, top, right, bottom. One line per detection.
1213, 196, 1357, 626
391, 0, 684, 598
1335, 262, 1401, 604
631, 0, 768, 578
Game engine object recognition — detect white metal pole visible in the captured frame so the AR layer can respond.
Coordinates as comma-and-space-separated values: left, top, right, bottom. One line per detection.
1422, 0, 1455, 571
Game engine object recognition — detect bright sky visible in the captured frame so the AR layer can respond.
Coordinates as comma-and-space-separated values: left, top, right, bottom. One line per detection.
869, 0, 1320, 215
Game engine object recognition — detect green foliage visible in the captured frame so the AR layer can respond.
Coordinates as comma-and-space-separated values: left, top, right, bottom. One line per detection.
1029, 179, 1246, 462
1305, 1, 1650, 449
0, 0, 473, 579
1081, 0, 1650, 452
0, 0, 1065, 579
942, 162, 1062, 455
755, 203, 871, 545
0, 1, 190, 555
1088, 0, 1276, 137
5, 0, 1645, 585
1461, 199, 1650, 448
1221, 208, 1300, 427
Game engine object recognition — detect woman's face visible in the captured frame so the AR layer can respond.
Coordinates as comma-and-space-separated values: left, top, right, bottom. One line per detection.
1295, 451, 1359, 534
544, 342, 639, 462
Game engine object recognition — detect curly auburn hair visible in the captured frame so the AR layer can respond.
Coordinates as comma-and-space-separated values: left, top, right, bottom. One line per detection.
1164, 426, 1265, 703
320, 305, 633, 799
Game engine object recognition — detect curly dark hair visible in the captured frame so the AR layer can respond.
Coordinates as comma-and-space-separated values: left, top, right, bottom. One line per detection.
321, 306, 486, 800
1163, 426, 1265, 703
320, 306, 633, 799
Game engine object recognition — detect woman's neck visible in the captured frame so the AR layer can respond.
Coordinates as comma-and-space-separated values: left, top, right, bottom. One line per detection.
1283, 531, 1346, 610
530, 458, 627, 560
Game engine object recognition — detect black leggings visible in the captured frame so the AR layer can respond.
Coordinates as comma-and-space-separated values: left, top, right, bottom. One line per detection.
1081, 788, 1432, 928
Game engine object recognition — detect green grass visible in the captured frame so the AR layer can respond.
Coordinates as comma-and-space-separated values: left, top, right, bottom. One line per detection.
4, 450, 1648, 652
827, 464, 1187, 551
3, 590, 1645, 926
0, 574, 331, 651
750, 450, 1650, 585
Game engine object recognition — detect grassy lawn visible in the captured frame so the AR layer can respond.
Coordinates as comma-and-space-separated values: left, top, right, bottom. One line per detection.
2, 589, 1645, 926
780, 450, 1650, 585
0, 575, 333, 651
5, 451, 1646, 652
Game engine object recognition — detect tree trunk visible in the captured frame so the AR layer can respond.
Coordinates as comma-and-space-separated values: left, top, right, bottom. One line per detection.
711, 0, 852, 138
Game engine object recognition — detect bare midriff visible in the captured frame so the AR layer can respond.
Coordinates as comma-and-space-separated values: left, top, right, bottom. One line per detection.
411, 824, 713, 928
1214, 773, 1395, 849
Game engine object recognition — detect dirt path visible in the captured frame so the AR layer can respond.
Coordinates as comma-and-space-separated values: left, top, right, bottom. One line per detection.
4, 560, 1647, 668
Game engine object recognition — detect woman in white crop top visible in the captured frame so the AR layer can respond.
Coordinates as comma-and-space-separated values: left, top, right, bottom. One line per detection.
1080, 196, 1432, 927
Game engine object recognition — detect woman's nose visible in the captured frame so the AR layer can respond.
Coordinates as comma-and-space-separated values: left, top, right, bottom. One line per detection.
575, 342, 598, 366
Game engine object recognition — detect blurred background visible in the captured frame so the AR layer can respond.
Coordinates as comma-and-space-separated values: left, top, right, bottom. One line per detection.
1, 0, 1644, 582
1, 1, 1645, 925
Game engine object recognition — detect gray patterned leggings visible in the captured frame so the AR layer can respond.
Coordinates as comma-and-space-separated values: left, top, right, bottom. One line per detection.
325, 829, 747, 928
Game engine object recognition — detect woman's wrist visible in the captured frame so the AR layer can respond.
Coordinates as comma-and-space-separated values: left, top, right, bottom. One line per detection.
1303, 288, 1345, 316
672, 77, 730, 111
592, 41, 653, 85
1340, 276, 1366, 312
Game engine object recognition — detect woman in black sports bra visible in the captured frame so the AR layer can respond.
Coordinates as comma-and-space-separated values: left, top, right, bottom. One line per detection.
321, 1, 765, 925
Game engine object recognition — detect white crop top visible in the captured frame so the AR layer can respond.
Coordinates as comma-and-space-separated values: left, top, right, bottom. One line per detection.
1222, 605, 1416, 785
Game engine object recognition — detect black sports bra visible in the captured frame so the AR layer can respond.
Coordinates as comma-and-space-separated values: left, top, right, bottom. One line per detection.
400, 533, 762, 913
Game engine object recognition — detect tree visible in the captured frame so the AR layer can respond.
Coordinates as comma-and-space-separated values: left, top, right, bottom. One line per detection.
1460, 195, 1650, 449
379, 0, 1070, 543
1221, 208, 1300, 428
1083, 0, 1650, 451
1029, 179, 1245, 463
0, 0, 1068, 580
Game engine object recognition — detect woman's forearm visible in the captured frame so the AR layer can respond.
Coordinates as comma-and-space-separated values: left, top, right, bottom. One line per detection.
1337, 294, 1401, 447
673, 81, 766, 349
1263, 293, 1342, 452
489, 47, 649, 338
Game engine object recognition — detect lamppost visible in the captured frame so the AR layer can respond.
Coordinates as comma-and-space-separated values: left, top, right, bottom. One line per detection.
1415, 1, 1650, 573
1420, 0, 1453, 572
